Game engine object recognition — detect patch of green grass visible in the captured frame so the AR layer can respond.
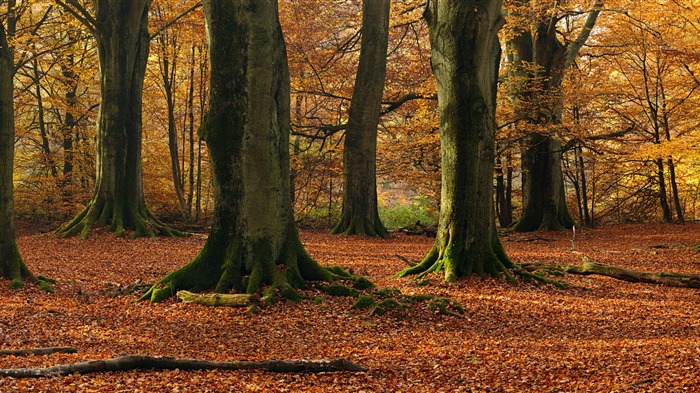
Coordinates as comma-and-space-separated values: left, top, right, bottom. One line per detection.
379, 195, 438, 229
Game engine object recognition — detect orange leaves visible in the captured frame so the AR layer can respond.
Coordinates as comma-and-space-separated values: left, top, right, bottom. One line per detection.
2, 222, 700, 390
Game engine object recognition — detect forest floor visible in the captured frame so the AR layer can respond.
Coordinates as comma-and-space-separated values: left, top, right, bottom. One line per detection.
1, 222, 700, 392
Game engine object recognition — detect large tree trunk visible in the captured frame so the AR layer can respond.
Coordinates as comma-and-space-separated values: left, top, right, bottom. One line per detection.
142, 0, 347, 303
510, 1, 602, 232
397, 0, 513, 282
0, 7, 33, 286
332, 0, 390, 238
515, 134, 575, 231
57, 0, 175, 238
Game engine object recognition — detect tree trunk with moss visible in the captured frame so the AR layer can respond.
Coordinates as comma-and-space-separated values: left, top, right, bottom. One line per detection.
332, 0, 390, 238
0, 5, 33, 286
142, 0, 348, 304
510, 1, 602, 232
56, 0, 174, 238
397, 0, 513, 282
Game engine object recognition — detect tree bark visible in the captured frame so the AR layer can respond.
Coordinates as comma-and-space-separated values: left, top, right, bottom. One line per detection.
332, 0, 390, 238
397, 0, 513, 282
516, 134, 575, 231
141, 0, 353, 303
56, 0, 177, 238
522, 258, 700, 288
0, 355, 367, 378
0, 4, 33, 285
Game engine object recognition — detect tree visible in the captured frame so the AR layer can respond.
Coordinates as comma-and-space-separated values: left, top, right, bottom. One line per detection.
397, 0, 514, 281
332, 0, 391, 237
0, 0, 33, 285
141, 0, 351, 303
508, 0, 602, 231
55, 0, 175, 238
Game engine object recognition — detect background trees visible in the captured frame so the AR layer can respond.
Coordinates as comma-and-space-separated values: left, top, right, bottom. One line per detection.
4, 0, 700, 232
332, 0, 391, 238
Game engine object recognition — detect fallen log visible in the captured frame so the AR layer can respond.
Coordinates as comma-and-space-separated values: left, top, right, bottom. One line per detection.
0, 355, 368, 378
521, 257, 700, 288
0, 347, 77, 357
176, 290, 254, 307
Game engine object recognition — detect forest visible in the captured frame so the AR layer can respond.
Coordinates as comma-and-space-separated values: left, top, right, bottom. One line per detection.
1, 0, 700, 391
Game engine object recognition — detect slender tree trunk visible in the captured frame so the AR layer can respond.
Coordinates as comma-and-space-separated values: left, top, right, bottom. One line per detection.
60, 40, 78, 206
398, 0, 513, 282
0, 12, 33, 285
578, 146, 592, 226
667, 159, 683, 222
656, 158, 672, 223
332, 0, 390, 238
186, 44, 196, 217
57, 0, 177, 238
495, 152, 512, 227
32, 58, 59, 178
142, 0, 349, 303
158, 35, 190, 221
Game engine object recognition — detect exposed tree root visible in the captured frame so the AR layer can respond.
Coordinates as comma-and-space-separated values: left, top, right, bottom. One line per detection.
139, 233, 361, 305
0, 347, 77, 357
522, 257, 700, 288
332, 216, 389, 238
56, 199, 185, 239
396, 238, 515, 283
395, 254, 571, 289
0, 355, 368, 378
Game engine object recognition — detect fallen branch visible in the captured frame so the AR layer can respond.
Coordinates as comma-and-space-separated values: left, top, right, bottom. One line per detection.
176, 290, 254, 307
522, 258, 700, 288
0, 347, 77, 357
0, 355, 368, 378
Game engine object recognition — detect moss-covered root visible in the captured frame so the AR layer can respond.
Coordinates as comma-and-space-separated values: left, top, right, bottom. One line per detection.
140, 242, 353, 305
56, 200, 185, 239
4, 253, 36, 290
512, 265, 572, 289
395, 241, 514, 283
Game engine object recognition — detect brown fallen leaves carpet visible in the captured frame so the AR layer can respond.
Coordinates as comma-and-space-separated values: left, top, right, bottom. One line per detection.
1, 223, 699, 392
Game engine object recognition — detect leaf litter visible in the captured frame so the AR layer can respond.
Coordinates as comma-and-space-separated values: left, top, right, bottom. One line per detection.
0, 222, 698, 392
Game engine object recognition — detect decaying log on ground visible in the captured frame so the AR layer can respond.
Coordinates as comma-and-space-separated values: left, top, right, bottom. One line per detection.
0, 355, 368, 378
521, 258, 700, 288
176, 290, 254, 307
0, 347, 77, 357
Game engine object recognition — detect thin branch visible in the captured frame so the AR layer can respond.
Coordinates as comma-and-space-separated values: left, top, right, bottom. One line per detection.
149, 1, 202, 41
563, 0, 603, 70
54, 0, 98, 35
